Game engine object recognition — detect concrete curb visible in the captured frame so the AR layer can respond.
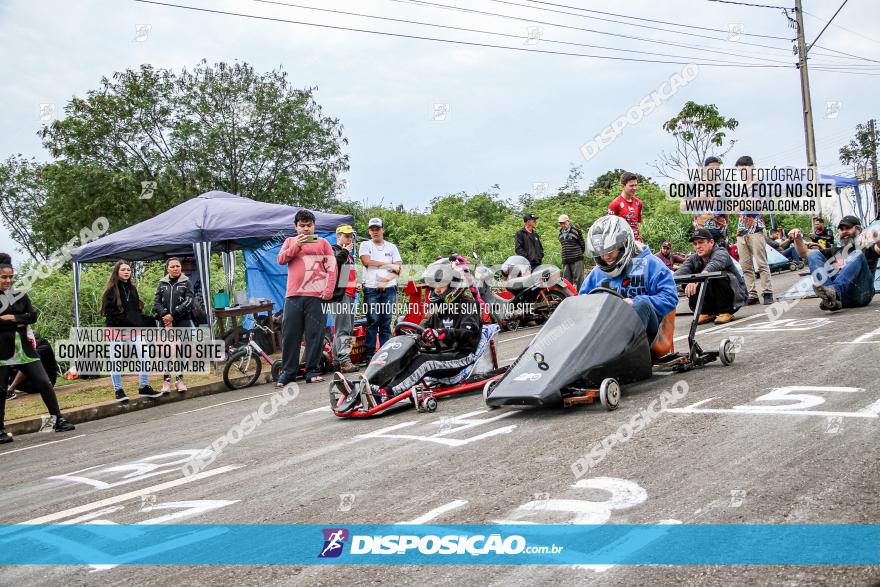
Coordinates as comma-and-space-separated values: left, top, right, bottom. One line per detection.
6, 373, 272, 436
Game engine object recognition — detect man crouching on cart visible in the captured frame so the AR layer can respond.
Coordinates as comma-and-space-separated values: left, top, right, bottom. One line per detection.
335, 258, 482, 412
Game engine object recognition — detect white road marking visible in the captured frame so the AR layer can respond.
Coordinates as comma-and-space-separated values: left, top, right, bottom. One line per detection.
357, 410, 517, 447
174, 393, 274, 415
857, 399, 880, 416
0, 434, 85, 456
397, 499, 469, 525
667, 406, 878, 419
672, 313, 762, 342
299, 406, 331, 415
18, 465, 242, 525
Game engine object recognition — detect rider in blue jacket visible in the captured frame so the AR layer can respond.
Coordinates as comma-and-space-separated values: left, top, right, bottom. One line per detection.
579, 215, 678, 344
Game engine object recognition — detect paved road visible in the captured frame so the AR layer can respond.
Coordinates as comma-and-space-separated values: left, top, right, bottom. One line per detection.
2, 271, 879, 586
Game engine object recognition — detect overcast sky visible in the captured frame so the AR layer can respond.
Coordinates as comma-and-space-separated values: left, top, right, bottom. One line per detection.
1, 0, 878, 262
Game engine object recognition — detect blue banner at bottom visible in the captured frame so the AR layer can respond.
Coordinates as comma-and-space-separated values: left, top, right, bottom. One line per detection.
0, 524, 878, 565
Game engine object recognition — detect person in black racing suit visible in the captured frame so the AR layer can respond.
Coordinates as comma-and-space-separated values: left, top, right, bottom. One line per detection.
336, 258, 482, 412
383, 260, 482, 397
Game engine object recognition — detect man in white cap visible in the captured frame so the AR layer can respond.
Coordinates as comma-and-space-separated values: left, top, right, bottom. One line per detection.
358, 218, 402, 364
558, 214, 585, 288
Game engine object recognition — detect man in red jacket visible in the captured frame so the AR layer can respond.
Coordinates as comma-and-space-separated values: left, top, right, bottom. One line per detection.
277, 210, 338, 385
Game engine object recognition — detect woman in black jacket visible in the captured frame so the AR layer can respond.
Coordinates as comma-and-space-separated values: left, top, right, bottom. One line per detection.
101, 261, 161, 402
0, 254, 74, 443
153, 258, 194, 393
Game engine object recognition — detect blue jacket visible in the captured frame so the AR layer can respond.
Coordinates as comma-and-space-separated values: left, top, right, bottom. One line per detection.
579, 245, 679, 318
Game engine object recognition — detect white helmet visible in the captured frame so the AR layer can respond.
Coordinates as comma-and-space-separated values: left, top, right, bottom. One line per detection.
501, 255, 530, 278
586, 215, 636, 278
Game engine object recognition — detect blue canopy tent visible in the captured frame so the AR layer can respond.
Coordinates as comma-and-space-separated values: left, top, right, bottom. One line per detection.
71, 191, 353, 330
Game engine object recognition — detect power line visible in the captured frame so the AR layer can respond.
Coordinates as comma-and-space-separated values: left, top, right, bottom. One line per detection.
706, 0, 790, 9
245, 0, 792, 65
503, 0, 790, 39
807, 0, 848, 51
804, 9, 880, 47
392, 0, 803, 59
132, 0, 791, 67
399, 0, 867, 65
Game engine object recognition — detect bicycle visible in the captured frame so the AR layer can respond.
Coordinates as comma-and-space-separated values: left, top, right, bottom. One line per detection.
222, 323, 283, 390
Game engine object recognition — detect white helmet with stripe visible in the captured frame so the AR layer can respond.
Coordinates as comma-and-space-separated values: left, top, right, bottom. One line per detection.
586, 215, 636, 278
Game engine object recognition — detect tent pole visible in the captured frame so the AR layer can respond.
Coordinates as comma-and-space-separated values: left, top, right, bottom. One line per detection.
73, 262, 81, 329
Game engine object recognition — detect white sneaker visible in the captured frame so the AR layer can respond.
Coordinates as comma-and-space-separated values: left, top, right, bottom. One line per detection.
175, 380, 188, 393
161, 380, 172, 393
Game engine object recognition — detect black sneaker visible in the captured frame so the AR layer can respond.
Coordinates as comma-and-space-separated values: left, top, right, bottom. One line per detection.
115, 388, 130, 404
53, 417, 76, 432
762, 293, 774, 305
6, 390, 17, 401
814, 285, 842, 311
138, 384, 163, 398
0, 429, 12, 444
746, 296, 759, 306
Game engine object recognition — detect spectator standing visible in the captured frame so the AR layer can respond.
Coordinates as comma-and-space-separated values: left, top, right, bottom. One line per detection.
675, 229, 746, 325
514, 213, 544, 269
692, 156, 729, 247
101, 261, 160, 402
655, 241, 685, 271
734, 155, 773, 305
557, 214, 585, 287
358, 218, 402, 365
153, 257, 195, 393
608, 171, 644, 242
789, 216, 879, 311
330, 224, 359, 373
277, 210, 338, 385
0, 253, 75, 443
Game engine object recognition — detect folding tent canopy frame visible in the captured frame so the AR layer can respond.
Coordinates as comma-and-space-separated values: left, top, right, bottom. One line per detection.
72, 241, 226, 331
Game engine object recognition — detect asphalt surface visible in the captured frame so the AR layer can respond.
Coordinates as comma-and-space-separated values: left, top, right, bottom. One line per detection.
2, 270, 879, 586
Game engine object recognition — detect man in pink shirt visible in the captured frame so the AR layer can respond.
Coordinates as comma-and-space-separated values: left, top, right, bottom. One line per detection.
276, 210, 337, 385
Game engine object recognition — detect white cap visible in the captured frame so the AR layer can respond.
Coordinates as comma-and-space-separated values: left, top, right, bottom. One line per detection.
558, 214, 570, 223
368, 217, 383, 228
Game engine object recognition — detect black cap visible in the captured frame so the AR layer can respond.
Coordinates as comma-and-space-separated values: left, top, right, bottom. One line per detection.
523, 213, 538, 222
838, 215, 861, 229
704, 156, 721, 166
689, 228, 715, 242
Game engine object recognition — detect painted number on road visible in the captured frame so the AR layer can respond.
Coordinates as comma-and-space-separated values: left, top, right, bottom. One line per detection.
668, 386, 880, 419
356, 410, 517, 447
49, 451, 206, 490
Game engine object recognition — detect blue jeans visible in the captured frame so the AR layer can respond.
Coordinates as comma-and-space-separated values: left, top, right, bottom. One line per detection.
807, 249, 875, 308
363, 287, 397, 362
780, 245, 801, 263
631, 299, 660, 345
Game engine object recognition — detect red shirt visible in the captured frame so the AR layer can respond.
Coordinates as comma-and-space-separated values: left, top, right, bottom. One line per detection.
608, 194, 643, 241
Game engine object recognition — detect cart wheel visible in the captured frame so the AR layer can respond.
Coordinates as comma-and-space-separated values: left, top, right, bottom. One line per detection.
719, 338, 736, 366
271, 361, 284, 382
482, 379, 499, 408
423, 397, 438, 412
599, 378, 620, 411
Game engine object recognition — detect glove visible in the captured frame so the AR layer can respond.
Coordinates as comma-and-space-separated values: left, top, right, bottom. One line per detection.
421, 328, 446, 347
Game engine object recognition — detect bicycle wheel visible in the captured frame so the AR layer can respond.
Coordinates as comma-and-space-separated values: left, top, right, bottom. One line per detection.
223, 348, 263, 390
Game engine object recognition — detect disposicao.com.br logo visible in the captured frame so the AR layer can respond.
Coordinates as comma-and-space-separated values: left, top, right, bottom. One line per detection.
318, 528, 563, 557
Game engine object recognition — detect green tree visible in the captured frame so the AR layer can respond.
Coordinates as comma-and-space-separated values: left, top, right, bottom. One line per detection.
839, 121, 880, 219
5, 60, 349, 255
652, 102, 738, 180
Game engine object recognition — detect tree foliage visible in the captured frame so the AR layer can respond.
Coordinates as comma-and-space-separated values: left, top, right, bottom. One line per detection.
652, 101, 739, 179
0, 60, 349, 256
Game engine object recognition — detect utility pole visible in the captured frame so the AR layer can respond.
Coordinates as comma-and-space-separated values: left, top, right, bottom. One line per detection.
794, 0, 818, 175
869, 118, 880, 219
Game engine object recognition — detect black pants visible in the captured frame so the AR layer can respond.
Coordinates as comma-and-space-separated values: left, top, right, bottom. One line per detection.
280, 296, 326, 382
0, 362, 61, 428
388, 350, 475, 395
688, 277, 735, 315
